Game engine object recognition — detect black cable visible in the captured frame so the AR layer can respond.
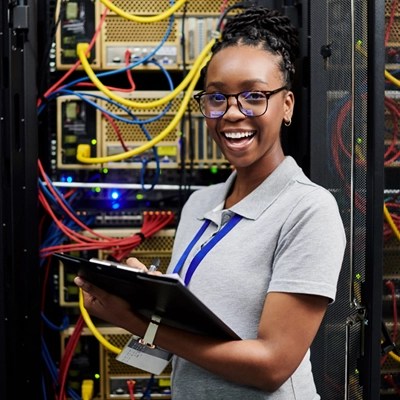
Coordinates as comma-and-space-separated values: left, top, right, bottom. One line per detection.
381, 321, 400, 356
216, 2, 250, 32
178, 1, 191, 216
37, 0, 65, 97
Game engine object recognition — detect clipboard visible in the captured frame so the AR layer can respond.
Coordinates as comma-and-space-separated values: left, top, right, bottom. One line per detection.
54, 253, 241, 340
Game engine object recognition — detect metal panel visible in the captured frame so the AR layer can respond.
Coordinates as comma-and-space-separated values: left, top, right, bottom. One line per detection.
309, 1, 384, 399
0, 0, 40, 397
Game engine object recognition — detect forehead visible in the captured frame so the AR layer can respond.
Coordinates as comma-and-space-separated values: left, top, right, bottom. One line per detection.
205, 45, 283, 89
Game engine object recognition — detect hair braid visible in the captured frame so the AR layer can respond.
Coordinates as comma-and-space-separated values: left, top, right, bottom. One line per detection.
204, 7, 300, 87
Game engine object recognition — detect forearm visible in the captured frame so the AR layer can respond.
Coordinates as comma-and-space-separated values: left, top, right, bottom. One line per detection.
75, 280, 321, 393
124, 319, 288, 393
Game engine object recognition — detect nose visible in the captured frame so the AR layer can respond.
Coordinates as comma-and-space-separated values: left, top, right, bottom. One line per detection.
224, 96, 244, 119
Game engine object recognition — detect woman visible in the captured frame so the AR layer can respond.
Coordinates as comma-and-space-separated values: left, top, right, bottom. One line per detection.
75, 6, 346, 399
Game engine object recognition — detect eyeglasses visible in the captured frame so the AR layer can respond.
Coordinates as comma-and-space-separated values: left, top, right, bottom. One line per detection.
193, 86, 287, 119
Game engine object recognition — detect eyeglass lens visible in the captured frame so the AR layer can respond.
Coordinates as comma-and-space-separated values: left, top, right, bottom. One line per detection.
200, 92, 268, 118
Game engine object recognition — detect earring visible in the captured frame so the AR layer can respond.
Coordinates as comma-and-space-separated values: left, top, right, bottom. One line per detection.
284, 119, 292, 127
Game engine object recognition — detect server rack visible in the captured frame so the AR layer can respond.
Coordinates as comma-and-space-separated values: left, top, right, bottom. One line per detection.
308, 1, 384, 399
0, 0, 41, 397
0, 0, 387, 398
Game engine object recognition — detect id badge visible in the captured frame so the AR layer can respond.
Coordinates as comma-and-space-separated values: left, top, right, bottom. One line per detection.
116, 335, 172, 375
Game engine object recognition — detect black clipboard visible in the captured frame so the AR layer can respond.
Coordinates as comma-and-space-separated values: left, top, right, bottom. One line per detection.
55, 253, 241, 340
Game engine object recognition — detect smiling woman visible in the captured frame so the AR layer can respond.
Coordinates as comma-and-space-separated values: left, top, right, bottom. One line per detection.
76, 6, 346, 400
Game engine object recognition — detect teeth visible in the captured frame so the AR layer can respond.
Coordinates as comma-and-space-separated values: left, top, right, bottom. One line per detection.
224, 131, 255, 139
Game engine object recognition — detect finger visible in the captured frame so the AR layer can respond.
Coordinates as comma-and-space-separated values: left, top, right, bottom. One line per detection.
125, 257, 147, 271
74, 276, 87, 289
74, 276, 105, 298
148, 271, 163, 276
74, 277, 111, 309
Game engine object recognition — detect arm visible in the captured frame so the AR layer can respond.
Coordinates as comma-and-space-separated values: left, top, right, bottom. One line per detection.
74, 275, 328, 393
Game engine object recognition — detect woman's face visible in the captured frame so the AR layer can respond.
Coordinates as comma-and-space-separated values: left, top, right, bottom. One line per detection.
204, 45, 294, 174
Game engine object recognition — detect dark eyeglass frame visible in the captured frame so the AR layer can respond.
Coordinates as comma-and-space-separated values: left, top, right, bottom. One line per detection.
193, 86, 288, 119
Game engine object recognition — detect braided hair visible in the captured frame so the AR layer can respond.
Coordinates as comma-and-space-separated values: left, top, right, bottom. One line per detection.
203, 7, 300, 88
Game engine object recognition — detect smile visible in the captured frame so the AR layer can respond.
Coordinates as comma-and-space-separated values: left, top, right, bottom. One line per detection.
222, 131, 256, 139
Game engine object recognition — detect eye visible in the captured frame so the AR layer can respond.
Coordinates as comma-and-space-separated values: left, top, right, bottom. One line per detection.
207, 93, 226, 103
241, 91, 265, 102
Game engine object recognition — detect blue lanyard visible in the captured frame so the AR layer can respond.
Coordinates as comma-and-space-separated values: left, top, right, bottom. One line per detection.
172, 214, 242, 285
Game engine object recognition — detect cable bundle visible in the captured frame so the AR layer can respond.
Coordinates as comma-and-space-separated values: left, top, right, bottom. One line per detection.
36, 1, 236, 399
38, 159, 174, 260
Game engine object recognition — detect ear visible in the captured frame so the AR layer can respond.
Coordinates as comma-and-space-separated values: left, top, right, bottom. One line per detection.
283, 91, 295, 122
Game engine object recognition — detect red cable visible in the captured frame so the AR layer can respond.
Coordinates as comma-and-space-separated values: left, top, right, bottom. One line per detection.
38, 160, 112, 241
384, 97, 400, 165
102, 111, 130, 152
124, 49, 136, 91
74, 49, 137, 93
40, 256, 52, 313
331, 98, 366, 213
386, 280, 398, 344
385, 0, 398, 46
384, 374, 400, 395
39, 204, 174, 258
127, 379, 136, 400
58, 316, 85, 400
38, 7, 109, 108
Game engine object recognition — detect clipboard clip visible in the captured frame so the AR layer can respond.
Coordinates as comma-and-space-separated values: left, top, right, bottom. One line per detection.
139, 314, 161, 348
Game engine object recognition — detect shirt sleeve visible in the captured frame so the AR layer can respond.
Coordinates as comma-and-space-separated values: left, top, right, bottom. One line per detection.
267, 188, 346, 303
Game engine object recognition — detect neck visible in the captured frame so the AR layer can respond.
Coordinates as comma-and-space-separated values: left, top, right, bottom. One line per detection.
225, 155, 285, 208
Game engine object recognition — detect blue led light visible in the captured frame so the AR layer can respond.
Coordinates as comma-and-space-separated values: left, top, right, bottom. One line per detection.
112, 202, 120, 210
111, 191, 120, 200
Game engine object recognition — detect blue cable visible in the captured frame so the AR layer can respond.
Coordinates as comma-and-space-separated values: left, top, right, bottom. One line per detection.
42, 58, 175, 124
41, 312, 70, 331
41, 338, 81, 400
39, 178, 78, 216
42, 9, 175, 100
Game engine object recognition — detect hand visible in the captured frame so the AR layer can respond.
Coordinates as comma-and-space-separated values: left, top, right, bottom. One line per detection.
125, 257, 162, 276
74, 276, 146, 335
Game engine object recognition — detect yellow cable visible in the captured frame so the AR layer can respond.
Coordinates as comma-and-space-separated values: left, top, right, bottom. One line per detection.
79, 288, 121, 354
76, 51, 210, 163
385, 69, 400, 88
357, 41, 400, 366
389, 350, 400, 363
356, 42, 400, 89
99, 0, 187, 23
384, 203, 400, 241
76, 38, 215, 109
82, 379, 94, 400
383, 205, 400, 363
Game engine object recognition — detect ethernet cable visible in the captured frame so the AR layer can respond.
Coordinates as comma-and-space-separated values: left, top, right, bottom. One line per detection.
383, 204, 400, 364
79, 288, 122, 354
76, 38, 216, 109
82, 380, 94, 400
99, 0, 187, 23
75, 57, 206, 163
52, 56, 175, 125
39, 2, 176, 113
356, 41, 400, 90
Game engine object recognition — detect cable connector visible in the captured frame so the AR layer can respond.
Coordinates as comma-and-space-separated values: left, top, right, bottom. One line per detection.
211, 30, 222, 40
127, 379, 136, 400
82, 379, 94, 400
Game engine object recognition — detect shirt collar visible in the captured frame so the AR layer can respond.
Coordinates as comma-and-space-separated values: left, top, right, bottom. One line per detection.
203, 156, 302, 222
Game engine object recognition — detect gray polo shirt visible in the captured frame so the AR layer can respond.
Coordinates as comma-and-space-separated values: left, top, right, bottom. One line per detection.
167, 156, 346, 399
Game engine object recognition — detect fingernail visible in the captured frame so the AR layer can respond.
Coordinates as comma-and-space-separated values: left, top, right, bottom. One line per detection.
74, 276, 83, 287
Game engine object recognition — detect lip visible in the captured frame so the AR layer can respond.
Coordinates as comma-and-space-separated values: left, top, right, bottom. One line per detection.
220, 130, 256, 151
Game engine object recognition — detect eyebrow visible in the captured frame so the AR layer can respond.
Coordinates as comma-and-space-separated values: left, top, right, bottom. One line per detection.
206, 78, 269, 90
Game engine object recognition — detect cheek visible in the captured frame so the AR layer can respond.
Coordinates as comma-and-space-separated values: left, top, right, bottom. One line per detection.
206, 120, 220, 140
